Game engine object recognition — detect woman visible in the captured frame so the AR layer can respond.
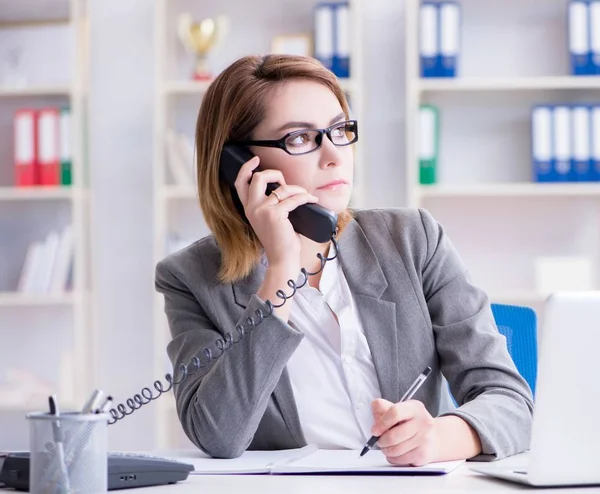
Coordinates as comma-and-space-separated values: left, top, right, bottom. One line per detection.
155, 54, 533, 465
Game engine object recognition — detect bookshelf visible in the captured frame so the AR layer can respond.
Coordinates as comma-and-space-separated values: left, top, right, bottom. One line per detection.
0, 0, 90, 449
405, 0, 600, 323
153, 0, 365, 450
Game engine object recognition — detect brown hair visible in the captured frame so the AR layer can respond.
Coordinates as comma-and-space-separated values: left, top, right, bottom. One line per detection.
195, 54, 354, 283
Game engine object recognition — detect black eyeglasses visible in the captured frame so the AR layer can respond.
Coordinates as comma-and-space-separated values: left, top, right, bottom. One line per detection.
231, 120, 358, 156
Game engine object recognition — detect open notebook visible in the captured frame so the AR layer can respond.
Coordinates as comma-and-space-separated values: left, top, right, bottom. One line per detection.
165, 445, 465, 476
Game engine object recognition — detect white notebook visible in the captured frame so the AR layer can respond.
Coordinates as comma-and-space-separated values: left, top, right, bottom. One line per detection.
166, 445, 465, 476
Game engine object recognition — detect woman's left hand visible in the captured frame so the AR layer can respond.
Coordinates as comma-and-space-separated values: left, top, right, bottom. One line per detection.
370, 398, 439, 467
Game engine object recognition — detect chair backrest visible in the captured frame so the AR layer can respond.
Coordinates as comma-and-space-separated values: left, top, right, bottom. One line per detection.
491, 303, 538, 397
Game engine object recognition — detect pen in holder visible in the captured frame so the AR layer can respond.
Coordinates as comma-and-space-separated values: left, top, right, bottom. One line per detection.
27, 411, 108, 494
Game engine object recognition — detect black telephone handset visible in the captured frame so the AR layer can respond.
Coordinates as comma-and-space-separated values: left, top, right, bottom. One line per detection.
104, 145, 341, 426
219, 144, 338, 243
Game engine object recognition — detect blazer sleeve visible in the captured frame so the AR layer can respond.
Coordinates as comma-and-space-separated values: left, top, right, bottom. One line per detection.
418, 208, 534, 461
155, 258, 303, 459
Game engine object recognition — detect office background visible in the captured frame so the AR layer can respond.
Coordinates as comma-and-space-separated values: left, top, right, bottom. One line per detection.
1, 0, 598, 453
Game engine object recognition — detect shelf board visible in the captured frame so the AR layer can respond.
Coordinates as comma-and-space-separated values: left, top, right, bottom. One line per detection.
0, 0, 70, 26
164, 77, 355, 95
0, 85, 71, 98
0, 186, 77, 201
419, 76, 600, 93
0, 292, 76, 307
161, 186, 197, 199
418, 183, 600, 198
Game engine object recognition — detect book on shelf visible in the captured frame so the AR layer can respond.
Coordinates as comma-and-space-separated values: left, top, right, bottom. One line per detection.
166, 129, 195, 186
17, 225, 73, 294
13, 107, 72, 187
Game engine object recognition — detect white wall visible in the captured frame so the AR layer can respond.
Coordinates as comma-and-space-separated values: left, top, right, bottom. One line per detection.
87, 0, 406, 450
88, 0, 156, 450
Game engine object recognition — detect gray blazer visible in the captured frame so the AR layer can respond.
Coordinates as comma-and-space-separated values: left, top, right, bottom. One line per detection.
155, 208, 534, 461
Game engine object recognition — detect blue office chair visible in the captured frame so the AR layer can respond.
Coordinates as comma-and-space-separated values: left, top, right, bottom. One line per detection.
446, 303, 538, 408
490, 303, 538, 397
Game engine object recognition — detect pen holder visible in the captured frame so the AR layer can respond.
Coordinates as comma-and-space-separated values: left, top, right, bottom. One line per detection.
27, 411, 108, 494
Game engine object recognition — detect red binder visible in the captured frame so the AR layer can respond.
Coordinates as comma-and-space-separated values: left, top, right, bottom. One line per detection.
14, 109, 38, 187
37, 108, 60, 186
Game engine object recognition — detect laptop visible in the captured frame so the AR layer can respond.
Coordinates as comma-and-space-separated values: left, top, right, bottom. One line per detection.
470, 291, 600, 487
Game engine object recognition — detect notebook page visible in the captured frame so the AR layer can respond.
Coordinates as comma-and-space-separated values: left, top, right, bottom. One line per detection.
166, 445, 318, 474
271, 449, 465, 474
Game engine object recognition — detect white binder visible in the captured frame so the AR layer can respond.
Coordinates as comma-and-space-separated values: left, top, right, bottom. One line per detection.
571, 106, 592, 181
553, 106, 572, 182
531, 106, 553, 182
420, 3, 438, 77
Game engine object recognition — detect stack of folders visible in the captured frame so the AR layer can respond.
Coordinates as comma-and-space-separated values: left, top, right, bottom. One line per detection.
419, 105, 440, 184
314, 2, 350, 78
532, 105, 600, 182
17, 225, 74, 294
420, 2, 460, 78
569, 1, 600, 76
14, 107, 72, 187
166, 129, 196, 186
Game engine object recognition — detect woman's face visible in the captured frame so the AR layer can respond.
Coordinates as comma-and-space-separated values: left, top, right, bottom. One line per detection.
249, 80, 354, 215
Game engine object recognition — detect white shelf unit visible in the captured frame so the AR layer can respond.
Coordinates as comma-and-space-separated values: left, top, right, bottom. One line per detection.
0, 0, 91, 449
405, 0, 600, 318
153, 0, 365, 450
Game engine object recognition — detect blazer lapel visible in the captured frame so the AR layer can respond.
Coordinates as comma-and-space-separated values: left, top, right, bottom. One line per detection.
337, 220, 401, 404
230, 259, 307, 446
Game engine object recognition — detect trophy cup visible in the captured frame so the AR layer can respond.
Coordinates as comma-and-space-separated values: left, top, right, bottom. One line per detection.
178, 14, 228, 81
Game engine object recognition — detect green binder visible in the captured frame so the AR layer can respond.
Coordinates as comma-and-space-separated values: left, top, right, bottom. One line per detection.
60, 107, 72, 186
419, 105, 439, 185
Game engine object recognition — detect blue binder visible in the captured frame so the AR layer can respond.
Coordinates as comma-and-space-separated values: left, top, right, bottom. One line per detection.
438, 2, 460, 78
332, 2, 350, 78
568, 1, 591, 75
590, 0, 600, 74
420, 2, 439, 77
314, 3, 335, 72
531, 106, 554, 182
571, 105, 594, 181
553, 106, 573, 182
592, 106, 600, 180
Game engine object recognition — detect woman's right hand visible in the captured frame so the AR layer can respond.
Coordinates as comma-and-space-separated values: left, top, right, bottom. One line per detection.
234, 156, 318, 274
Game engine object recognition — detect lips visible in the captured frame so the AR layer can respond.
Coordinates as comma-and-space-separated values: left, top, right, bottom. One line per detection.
318, 179, 348, 189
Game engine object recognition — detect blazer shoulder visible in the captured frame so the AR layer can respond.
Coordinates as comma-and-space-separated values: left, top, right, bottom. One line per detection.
155, 235, 221, 286
353, 207, 437, 241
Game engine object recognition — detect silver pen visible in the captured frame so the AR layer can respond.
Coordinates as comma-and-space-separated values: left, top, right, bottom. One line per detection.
81, 389, 103, 414
48, 395, 71, 493
360, 366, 432, 457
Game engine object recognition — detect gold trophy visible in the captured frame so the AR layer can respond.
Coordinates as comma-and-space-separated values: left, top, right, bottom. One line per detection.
178, 14, 228, 81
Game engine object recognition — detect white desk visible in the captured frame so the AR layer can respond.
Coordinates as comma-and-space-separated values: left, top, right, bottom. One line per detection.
134, 452, 600, 494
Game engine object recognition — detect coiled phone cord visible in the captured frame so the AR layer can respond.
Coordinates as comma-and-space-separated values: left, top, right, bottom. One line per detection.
106, 235, 339, 425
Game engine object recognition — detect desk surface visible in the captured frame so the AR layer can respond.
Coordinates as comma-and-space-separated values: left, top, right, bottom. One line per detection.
2, 451, 599, 493
135, 452, 600, 494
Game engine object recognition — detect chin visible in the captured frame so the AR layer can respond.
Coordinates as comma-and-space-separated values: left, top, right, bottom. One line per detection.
319, 198, 351, 215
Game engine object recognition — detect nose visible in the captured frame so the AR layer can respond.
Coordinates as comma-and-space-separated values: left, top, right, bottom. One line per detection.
318, 133, 344, 169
